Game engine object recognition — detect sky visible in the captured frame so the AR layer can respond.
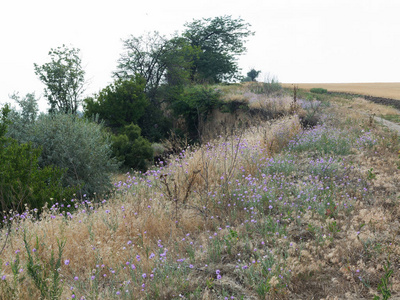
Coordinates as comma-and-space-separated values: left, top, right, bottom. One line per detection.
1, 0, 399, 111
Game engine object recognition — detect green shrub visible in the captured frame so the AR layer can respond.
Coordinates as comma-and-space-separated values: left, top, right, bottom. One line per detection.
84, 75, 149, 132
171, 85, 223, 140
248, 76, 281, 95
310, 88, 328, 94
137, 102, 172, 143
0, 106, 75, 214
111, 123, 153, 172
25, 113, 119, 197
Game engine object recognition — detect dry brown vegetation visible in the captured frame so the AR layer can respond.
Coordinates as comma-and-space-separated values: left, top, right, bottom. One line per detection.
1, 85, 400, 299
282, 82, 400, 100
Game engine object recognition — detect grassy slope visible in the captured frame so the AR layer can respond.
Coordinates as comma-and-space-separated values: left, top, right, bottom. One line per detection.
1, 86, 400, 299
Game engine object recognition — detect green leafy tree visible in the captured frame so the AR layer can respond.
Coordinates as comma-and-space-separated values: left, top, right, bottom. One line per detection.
111, 124, 153, 171
247, 69, 261, 81
114, 32, 200, 100
84, 75, 149, 132
183, 15, 254, 83
34, 45, 85, 114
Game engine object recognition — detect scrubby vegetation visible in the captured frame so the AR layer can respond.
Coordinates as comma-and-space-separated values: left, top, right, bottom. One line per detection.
1, 86, 400, 299
1, 15, 400, 300
310, 87, 328, 94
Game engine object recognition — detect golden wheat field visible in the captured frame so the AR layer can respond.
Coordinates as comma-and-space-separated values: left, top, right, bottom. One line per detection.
282, 82, 400, 100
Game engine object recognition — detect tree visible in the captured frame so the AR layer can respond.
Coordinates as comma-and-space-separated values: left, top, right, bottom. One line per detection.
5, 93, 39, 142
183, 15, 254, 83
247, 69, 261, 81
114, 32, 199, 100
34, 45, 85, 114
9, 92, 39, 124
84, 75, 149, 132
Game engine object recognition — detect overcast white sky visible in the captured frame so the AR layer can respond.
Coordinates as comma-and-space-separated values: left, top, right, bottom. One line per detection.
1, 0, 399, 111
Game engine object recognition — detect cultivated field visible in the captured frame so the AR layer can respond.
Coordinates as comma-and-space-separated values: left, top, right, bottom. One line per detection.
282, 82, 400, 100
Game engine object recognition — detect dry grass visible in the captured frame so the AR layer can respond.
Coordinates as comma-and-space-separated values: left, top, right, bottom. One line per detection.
282, 82, 400, 100
1, 86, 400, 299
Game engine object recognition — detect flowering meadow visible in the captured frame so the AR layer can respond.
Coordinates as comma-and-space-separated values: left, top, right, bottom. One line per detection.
1, 90, 400, 299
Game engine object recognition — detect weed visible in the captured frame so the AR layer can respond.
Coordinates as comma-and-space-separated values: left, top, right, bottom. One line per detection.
374, 258, 393, 300
23, 233, 66, 299
367, 168, 376, 180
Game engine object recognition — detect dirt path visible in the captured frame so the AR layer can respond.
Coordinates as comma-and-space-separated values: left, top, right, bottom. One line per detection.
373, 115, 400, 134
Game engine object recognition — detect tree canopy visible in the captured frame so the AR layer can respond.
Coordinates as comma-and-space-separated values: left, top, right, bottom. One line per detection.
183, 15, 254, 83
247, 69, 261, 81
84, 74, 148, 132
34, 45, 85, 114
114, 16, 254, 96
114, 32, 200, 100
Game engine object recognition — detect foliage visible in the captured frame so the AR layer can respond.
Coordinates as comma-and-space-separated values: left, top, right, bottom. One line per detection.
24, 234, 66, 300
115, 15, 253, 97
247, 69, 261, 81
25, 113, 119, 197
0, 104, 11, 137
183, 15, 254, 83
6, 93, 40, 141
310, 87, 328, 94
34, 45, 85, 114
84, 75, 148, 132
111, 124, 153, 171
171, 85, 223, 140
248, 77, 281, 95
114, 33, 200, 100
241, 76, 252, 82
373, 258, 393, 300
9, 92, 39, 124
2, 88, 400, 299
0, 105, 74, 215
137, 102, 172, 142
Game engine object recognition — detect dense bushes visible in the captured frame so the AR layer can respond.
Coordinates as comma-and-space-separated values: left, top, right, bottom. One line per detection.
84, 75, 149, 132
6, 107, 119, 198
0, 105, 76, 215
171, 85, 223, 140
26, 114, 119, 196
310, 88, 328, 94
111, 123, 153, 171
248, 79, 282, 95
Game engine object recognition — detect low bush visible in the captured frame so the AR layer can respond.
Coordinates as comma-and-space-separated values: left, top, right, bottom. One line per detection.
171, 85, 223, 141
111, 123, 153, 172
310, 87, 328, 94
248, 77, 281, 95
25, 113, 119, 197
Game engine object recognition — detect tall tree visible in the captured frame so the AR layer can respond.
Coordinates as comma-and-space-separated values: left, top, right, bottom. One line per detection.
114, 32, 199, 100
247, 69, 261, 81
34, 45, 85, 114
183, 15, 254, 83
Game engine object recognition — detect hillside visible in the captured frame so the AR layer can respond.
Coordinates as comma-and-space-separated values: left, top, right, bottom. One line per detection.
1, 85, 400, 299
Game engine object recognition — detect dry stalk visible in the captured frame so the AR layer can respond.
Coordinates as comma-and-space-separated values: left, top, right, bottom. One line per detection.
159, 170, 200, 224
